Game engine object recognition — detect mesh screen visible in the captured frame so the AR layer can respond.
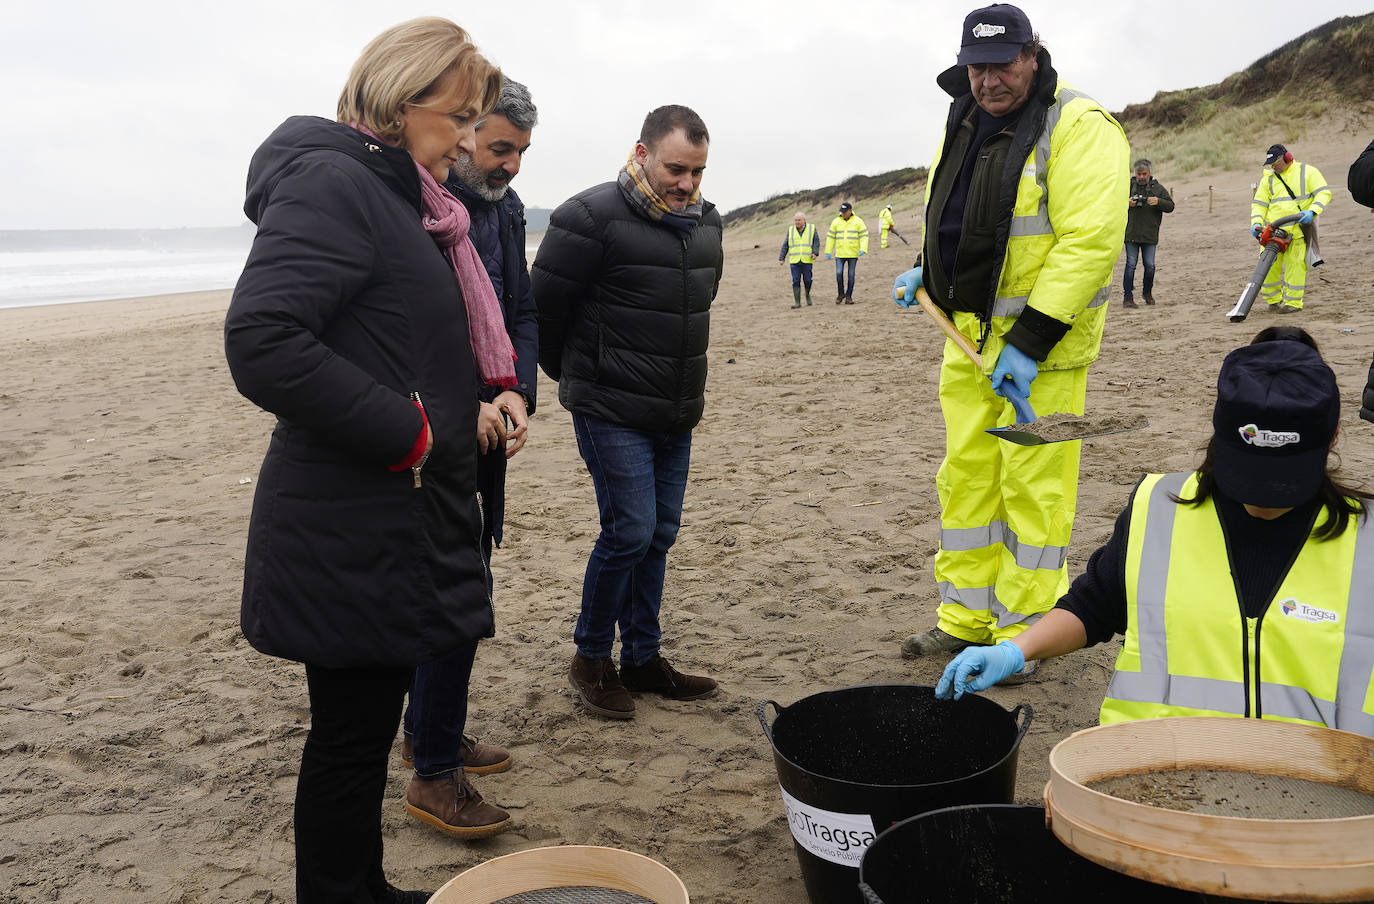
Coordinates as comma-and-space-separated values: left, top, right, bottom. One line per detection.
490, 888, 657, 904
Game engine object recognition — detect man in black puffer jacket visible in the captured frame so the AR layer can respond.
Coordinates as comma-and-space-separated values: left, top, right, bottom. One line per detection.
533, 104, 724, 720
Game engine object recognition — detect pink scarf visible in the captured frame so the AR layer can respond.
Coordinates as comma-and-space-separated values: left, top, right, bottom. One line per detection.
354, 123, 516, 389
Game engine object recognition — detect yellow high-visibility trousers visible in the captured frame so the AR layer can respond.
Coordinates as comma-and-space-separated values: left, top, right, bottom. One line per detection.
880, 225, 891, 249
933, 341, 1088, 644
1260, 235, 1308, 310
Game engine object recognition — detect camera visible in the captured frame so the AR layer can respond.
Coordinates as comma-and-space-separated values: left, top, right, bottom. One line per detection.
1131, 194, 1148, 205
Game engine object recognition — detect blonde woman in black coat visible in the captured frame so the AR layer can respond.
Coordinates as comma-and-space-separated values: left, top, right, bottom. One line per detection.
225, 18, 509, 904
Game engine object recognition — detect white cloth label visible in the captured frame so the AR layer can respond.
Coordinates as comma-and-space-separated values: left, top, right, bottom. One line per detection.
779, 786, 878, 867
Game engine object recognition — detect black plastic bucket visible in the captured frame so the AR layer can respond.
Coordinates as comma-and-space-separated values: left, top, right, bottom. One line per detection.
858, 804, 1206, 903
758, 684, 1032, 904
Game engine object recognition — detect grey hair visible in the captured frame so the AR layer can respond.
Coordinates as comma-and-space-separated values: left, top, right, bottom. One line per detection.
489, 77, 538, 131
1133, 158, 1152, 171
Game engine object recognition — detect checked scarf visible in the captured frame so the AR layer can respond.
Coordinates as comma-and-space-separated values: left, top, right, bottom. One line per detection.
617, 153, 704, 237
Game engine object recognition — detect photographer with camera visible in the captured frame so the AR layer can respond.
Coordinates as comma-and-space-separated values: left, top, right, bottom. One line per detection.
1122, 158, 1173, 308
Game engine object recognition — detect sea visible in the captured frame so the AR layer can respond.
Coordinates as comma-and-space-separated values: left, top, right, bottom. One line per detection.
0, 215, 549, 311
0, 227, 256, 310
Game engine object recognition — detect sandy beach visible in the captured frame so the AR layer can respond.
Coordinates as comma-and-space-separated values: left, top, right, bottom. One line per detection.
3, 125, 1374, 903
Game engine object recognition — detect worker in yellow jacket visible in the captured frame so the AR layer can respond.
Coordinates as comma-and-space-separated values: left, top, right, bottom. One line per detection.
936, 338, 1374, 740
878, 205, 907, 248
892, 3, 1128, 675
825, 202, 868, 304
1251, 144, 1331, 313
778, 211, 820, 308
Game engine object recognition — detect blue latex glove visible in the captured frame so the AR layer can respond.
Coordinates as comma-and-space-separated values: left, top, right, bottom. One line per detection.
893, 267, 922, 308
934, 640, 1026, 700
860, 250, 866, 256
1252, 223, 1263, 239
826, 254, 833, 260
1299, 210, 1315, 225
990, 343, 1038, 401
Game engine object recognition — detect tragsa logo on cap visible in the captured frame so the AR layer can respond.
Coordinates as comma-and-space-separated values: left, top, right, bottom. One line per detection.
972, 23, 1006, 37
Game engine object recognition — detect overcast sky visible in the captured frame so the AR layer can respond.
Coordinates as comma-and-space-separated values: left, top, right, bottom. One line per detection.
4, 0, 1369, 229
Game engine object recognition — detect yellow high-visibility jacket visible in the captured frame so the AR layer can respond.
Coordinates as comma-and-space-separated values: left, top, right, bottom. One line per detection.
1101, 472, 1374, 737
825, 216, 868, 257
921, 56, 1128, 371
781, 223, 819, 264
1251, 161, 1331, 228
879, 206, 895, 230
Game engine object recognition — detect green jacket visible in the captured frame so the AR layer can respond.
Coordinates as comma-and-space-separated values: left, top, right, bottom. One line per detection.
1123, 177, 1173, 245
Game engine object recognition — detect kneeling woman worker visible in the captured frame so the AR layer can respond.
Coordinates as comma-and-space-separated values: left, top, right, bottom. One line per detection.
937, 340, 1374, 738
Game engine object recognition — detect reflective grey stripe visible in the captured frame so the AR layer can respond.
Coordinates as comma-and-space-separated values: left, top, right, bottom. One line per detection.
940, 522, 1069, 570
1009, 213, 1052, 237
937, 581, 1043, 628
1086, 286, 1110, 310
1106, 670, 1246, 715
992, 294, 1029, 318
1336, 513, 1374, 734
1134, 473, 1188, 677
1261, 683, 1333, 725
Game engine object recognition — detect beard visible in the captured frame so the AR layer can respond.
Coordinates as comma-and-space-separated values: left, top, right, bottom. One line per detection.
452, 153, 510, 202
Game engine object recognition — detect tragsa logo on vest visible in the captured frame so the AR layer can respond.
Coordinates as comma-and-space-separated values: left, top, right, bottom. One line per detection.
1279, 598, 1341, 625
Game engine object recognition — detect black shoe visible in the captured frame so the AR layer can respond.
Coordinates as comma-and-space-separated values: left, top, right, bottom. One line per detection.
620, 654, 718, 700
378, 884, 435, 904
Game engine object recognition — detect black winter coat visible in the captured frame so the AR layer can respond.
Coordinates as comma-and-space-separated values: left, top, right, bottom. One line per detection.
1349, 137, 1374, 209
225, 116, 491, 669
531, 180, 724, 433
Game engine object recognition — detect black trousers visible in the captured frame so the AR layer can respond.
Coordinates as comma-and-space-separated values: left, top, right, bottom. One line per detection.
296, 663, 412, 904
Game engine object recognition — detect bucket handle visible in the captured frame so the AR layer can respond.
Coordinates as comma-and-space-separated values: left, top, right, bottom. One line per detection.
756, 700, 783, 744
857, 881, 884, 904
1009, 703, 1034, 744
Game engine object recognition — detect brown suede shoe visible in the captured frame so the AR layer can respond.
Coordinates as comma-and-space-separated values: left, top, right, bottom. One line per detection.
620, 654, 718, 700
569, 653, 635, 719
405, 772, 511, 839
1143, 294, 1156, 305
399, 734, 511, 775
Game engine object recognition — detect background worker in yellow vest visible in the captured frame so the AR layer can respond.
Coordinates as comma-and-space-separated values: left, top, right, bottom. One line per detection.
1251, 143, 1331, 313
777, 211, 820, 308
935, 337, 1374, 739
825, 202, 868, 304
877, 204, 908, 248
892, 3, 1128, 675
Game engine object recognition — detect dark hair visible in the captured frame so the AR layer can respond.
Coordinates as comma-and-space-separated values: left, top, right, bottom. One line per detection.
1173, 437, 1369, 539
640, 104, 709, 149
1020, 35, 1043, 58
1251, 324, 1319, 353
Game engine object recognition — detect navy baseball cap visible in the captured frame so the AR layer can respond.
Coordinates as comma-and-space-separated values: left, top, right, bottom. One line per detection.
1265, 144, 1289, 165
1212, 340, 1339, 507
839, 202, 853, 212
956, 4, 1034, 66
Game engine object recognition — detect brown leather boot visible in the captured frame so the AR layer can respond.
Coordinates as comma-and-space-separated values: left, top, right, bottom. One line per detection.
399, 733, 510, 775
620, 654, 718, 700
405, 772, 511, 839
568, 653, 635, 719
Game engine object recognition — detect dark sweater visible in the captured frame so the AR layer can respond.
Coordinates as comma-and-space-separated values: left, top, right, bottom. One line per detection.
1058, 478, 1321, 644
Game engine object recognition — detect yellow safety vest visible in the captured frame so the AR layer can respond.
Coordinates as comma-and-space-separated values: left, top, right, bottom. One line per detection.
1101, 472, 1374, 737
786, 223, 818, 264
879, 207, 895, 229
825, 216, 868, 257
1251, 161, 1331, 227
922, 80, 1128, 372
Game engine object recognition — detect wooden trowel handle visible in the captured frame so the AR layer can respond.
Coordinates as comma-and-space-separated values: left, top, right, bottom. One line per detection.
896, 285, 983, 370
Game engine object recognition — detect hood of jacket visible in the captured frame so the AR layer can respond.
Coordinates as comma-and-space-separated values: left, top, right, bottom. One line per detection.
243, 116, 422, 225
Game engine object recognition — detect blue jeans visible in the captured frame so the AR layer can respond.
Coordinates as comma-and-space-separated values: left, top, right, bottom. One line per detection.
834, 257, 858, 297
572, 413, 692, 666
402, 638, 478, 776
789, 262, 813, 289
1123, 242, 1156, 298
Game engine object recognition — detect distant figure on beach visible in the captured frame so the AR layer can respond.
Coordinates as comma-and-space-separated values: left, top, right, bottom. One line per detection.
1348, 137, 1374, 424
878, 204, 908, 248
1122, 158, 1173, 308
1250, 143, 1330, 313
225, 19, 512, 902
532, 105, 724, 720
891, 3, 1128, 673
778, 211, 820, 308
826, 201, 868, 303
397, 77, 541, 840
935, 339, 1374, 740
